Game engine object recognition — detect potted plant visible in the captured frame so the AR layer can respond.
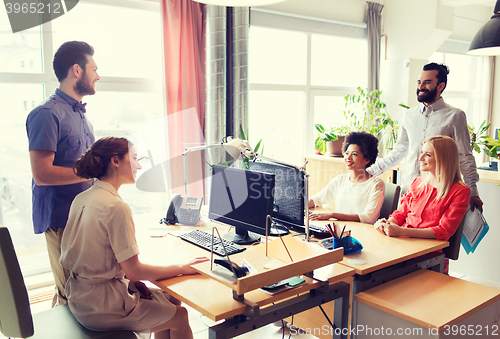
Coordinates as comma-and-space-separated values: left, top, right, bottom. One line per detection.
469, 121, 500, 170
314, 123, 338, 156
329, 125, 349, 156
342, 87, 399, 155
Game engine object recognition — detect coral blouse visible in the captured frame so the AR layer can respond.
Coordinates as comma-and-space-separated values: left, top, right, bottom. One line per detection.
389, 177, 471, 240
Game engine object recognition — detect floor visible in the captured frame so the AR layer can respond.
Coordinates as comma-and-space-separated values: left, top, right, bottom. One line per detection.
1, 282, 317, 339
3, 271, 500, 339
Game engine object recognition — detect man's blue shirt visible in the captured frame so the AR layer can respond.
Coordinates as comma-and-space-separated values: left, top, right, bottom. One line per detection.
26, 88, 95, 234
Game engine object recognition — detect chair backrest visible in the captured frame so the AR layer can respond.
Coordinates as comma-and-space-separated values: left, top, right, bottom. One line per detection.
0, 226, 34, 338
379, 182, 401, 220
443, 215, 466, 260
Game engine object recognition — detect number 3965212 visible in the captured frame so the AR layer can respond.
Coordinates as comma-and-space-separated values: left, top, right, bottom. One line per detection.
5, 2, 62, 14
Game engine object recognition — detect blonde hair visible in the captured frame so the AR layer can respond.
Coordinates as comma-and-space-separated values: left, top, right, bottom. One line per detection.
421, 136, 464, 198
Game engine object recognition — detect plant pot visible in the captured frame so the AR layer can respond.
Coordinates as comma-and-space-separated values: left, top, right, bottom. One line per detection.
314, 147, 323, 155
326, 136, 345, 157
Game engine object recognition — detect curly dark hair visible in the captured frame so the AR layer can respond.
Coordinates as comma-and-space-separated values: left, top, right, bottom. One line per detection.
341, 131, 379, 167
74, 137, 130, 179
53, 41, 94, 82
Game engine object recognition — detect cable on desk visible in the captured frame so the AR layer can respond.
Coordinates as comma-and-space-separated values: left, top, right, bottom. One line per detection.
268, 215, 294, 262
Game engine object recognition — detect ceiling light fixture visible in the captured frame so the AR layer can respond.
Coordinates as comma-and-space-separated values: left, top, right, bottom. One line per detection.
468, 0, 500, 55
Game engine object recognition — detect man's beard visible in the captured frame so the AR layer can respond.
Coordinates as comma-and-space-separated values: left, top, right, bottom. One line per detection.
417, 86, 438, 104
75, 70, 95, 96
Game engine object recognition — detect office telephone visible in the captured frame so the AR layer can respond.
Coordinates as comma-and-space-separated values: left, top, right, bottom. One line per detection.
214, 259, 248, 278
163, 194, 203, 226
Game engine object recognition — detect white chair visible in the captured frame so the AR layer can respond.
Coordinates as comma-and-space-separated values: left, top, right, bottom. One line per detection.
379, 182, 401, 220
0, 226, 138, 339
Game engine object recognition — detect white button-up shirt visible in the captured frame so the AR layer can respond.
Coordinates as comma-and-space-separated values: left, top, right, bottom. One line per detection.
368, 98, 479, 196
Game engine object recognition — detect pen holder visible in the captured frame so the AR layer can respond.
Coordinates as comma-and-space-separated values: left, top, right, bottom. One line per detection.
320, 236, 363, 255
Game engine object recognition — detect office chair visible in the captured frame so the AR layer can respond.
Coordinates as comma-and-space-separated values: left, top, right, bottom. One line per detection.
379, 182, 401, 220
443, 216, 466, 261
0, 226, 137, 339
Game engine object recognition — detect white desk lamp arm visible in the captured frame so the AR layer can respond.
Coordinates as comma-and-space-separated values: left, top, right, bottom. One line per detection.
182, 143, 226, 196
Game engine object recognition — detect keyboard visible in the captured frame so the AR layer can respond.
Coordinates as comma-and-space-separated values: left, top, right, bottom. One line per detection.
178, 229, 246, 256
289, 222, 332, 238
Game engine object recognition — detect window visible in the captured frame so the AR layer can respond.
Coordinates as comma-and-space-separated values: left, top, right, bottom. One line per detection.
429, 52, 489, 128
248, 20, 367, 166
311, 34, 367, 88
249, 27, 307, 86
0, 26, 43, 73
0, 0, 166, 276
429, 51, 490, 164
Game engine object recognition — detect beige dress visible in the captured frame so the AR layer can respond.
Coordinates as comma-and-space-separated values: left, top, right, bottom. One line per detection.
60, 180, 176, 332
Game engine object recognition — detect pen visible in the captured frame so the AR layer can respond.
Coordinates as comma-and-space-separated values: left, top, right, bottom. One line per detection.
325, 223, 335, 238
339, 225, 346, 239
328, 223, 339, 239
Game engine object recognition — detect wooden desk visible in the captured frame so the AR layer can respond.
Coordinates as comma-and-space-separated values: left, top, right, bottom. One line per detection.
477, 168, 500, 184
354, 269, 500, 337
135, 214, 355, 339
272, 220, 449, 338
335, 221, 448, 276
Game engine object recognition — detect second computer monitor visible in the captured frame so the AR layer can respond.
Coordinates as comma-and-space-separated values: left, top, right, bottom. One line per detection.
248, 161, 305, 229
208, 164, 275, 244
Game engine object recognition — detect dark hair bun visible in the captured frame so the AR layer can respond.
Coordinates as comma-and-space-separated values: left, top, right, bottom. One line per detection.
73, 149, 104, 179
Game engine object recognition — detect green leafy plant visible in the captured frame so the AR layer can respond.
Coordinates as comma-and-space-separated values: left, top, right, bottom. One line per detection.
239, 125, 263, 169
468, 121, 500, 159
469, 121, 491, 154
314, 123, 338, 153
342, 87, 399, 152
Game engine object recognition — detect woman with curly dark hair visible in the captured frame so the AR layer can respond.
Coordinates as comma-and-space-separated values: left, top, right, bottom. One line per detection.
309, 131, 385, 224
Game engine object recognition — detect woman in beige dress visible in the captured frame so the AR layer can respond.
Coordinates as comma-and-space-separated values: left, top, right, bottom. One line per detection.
60, 137, 208, 339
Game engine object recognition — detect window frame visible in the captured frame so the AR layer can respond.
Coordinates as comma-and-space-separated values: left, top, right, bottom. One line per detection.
248, 13, 368, 161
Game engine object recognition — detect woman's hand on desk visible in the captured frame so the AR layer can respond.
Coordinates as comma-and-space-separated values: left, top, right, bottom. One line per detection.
374, 218, 402, 237
309, 212, 333, 221
180, 257, 210, 275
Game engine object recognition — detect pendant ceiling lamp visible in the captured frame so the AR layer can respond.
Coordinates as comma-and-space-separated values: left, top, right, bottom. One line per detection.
468, 0, 500, 55
193, 0, 286, 6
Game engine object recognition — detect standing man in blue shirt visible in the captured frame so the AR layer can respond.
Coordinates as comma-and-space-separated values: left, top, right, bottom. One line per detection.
26, 41, 99, 306
368, 62, 483, 212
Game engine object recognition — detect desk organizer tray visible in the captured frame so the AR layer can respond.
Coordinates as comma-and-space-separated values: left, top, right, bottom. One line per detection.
320, 236, 363, 255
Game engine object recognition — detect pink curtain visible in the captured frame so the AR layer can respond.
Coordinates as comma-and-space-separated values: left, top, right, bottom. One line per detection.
162, 0, 205, 197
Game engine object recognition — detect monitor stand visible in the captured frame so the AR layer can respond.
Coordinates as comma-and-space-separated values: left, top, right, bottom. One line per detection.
223, 229, 261, 245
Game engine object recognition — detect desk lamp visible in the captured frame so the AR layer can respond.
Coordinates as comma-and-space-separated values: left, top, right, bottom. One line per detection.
182, 136, 253, 195
468, 0, 500, 55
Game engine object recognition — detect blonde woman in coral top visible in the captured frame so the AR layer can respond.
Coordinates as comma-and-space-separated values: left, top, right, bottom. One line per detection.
374, 136, 470, 272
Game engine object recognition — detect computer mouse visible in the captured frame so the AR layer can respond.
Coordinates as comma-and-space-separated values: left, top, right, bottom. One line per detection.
214, 258, 248, 278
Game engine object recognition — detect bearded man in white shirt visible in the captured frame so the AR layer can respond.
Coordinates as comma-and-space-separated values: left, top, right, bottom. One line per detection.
368, 62, 483, 212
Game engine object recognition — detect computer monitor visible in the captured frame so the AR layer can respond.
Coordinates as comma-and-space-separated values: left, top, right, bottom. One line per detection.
208, 164, 275, 244
248, 161, 305, 230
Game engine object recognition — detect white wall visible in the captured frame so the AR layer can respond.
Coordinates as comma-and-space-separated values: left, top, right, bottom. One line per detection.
449, 180, 500, 283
